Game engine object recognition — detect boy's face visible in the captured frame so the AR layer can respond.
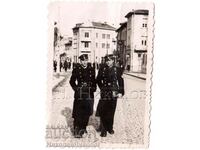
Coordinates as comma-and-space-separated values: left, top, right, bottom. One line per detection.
80, 59, 88, 67
61, 56, 65, 62
106, 58, 114, 67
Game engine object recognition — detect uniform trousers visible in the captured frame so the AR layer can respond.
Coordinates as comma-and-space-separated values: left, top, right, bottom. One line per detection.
98, 97, 117, 132
73, 116, 90, 132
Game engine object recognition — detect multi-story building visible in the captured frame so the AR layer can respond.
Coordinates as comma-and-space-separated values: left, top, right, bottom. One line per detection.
116, 22, 127, 68
117, 9, 148, 73
64, 37, 76, 63
55, 36, 73, 60
72, 21, 117, 63
53, 35, 74, 72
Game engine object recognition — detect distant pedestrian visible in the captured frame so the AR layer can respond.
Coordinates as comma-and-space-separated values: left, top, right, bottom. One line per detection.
60, 61, 63, 72
53, 60, 57, 72
64, 60, 68, 72
127, 65, 130, 72
69, 62, 71, 69
72, 62, 76, 69
60, 53, 66, 72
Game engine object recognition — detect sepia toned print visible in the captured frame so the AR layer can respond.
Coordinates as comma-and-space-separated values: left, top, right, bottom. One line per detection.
46, 1, 154, 148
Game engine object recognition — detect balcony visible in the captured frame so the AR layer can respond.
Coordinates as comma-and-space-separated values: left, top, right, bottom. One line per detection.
80, 37, 91, 42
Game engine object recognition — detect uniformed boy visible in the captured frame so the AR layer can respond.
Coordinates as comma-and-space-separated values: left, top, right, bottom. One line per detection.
69, 54, 96, 138
96, 54, 125, 137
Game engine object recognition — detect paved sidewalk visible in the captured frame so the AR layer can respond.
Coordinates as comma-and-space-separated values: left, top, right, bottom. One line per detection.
48, 71, 146, 146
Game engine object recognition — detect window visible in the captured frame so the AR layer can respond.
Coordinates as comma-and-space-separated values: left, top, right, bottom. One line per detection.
142, 23, 148, 27
84, 42, 89, 48
96, 33, 98, 38
106, 43, 110, 49
107, 34, 110, 39
102, 43, 105, 48
96, 43, 98, 48
85, 32, 89, 38
142, 40, 147, 46
102, 34, 105, 39
143, 23, 147, 27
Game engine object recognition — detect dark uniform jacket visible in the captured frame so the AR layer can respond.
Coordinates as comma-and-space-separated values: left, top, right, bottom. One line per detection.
97, 64, 124, 99
69, 63, 96, 118
96, 64, 124, 117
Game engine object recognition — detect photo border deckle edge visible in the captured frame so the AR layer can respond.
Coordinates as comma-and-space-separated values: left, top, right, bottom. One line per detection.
46, 1, 155, 148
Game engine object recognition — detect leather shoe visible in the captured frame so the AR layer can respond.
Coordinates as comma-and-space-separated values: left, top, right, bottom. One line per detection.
100, 130, 107, 137
108, 129, 114, 134
74, 127, 82, 138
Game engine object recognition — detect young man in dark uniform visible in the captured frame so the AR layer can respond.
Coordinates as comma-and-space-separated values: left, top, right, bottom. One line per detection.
96, 54, 124, 137
69, 54, 96, 138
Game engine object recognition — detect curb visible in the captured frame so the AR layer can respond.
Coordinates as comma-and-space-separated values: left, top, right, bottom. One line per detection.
123, 73, 146, 80
52, 77, 66, 91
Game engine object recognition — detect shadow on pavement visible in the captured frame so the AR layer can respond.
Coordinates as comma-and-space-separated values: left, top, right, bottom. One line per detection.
61, 107, 74, 133
61, 107, 100, 133
88, 111, 100, 131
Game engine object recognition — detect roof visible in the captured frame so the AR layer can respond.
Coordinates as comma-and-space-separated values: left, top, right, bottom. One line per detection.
72, 21, 116, 31
92, 22, 116, 30
116, 22, 127, 32
72, 23, 84, 30
125, 9, 149, 18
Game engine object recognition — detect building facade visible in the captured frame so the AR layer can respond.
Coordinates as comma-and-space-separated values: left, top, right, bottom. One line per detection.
72, 22, 117, 63
126, 9, 148, 73
116, 10, 148, 73
116, 22, 127, 69
53, 35, 74, 73
64, 37, 75, 63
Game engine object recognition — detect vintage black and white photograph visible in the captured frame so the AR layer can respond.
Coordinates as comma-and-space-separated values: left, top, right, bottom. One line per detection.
46, 1, 154, 148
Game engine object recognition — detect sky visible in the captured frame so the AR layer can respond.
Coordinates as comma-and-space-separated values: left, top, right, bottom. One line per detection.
48, 2, 151, 37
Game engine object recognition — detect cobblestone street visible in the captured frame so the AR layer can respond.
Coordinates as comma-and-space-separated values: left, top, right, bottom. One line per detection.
47, 71, 146, 146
